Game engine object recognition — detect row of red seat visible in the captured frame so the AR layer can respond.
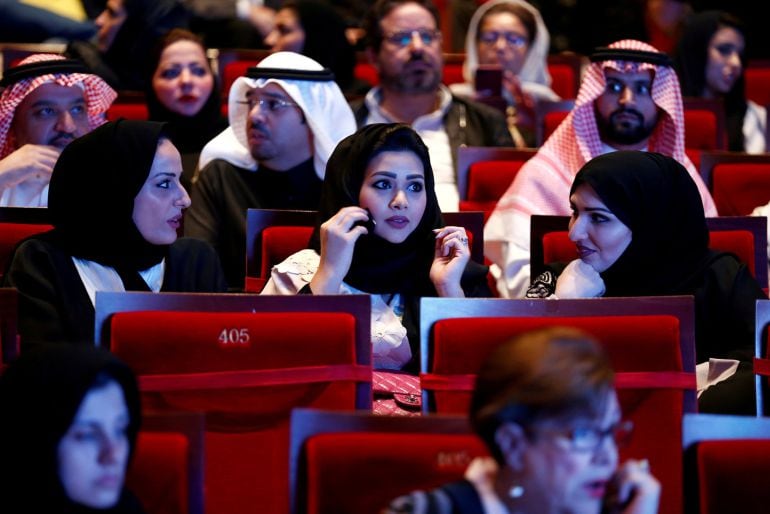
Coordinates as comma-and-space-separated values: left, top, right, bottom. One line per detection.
3, 288, 770, 513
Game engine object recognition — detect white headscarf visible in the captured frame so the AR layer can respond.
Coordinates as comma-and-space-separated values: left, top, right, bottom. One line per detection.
462, 0, 553, 93
199, 52, 356, 178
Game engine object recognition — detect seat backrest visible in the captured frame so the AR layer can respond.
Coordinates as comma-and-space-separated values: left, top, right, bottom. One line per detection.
546, 52, 585, 99
95, 292, 371, 514
534, 99, 575, 146
420, 296, 696, 514
215, 48, 270, 95
128, 412, 205, 514
261, 225, 314, 278
0, 207, 53, 282
711, 161, 770, 216
745, 61, 770, 106
289, 408, 489, 514
245, 208, 316, 284
682, 98, 727, 151
530, 214, 768, 289
456, 146, 537, 203
0, 288, 19, 368
682, 413, 770, 514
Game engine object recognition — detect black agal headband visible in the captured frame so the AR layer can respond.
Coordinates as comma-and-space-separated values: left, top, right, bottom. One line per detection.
245, 67, 335, 82
0, 59, 92, 87
590, 48, 673, 68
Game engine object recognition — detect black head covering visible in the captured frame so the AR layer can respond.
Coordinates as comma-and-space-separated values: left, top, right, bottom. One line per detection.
286, 0, 357, 91
145, 30, 226, 155
673, 11, 748, 151
46, 119, 170, 282
0, 345, 142, 513
570, 151, 710, 296
311, 123, 442, 294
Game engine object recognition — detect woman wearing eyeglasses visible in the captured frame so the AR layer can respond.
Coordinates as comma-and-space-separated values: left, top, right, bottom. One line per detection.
450, 0, 560, 147
384, 326, 660, 514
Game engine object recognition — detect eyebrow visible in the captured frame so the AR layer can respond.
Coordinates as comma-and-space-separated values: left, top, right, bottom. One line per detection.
247, 90, 289, 100
370, 171, 425, 180
29, 97, 86, 108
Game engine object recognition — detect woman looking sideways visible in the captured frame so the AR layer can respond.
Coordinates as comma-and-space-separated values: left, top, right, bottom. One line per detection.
526, 151, 766, 414
2, 120, 227, 347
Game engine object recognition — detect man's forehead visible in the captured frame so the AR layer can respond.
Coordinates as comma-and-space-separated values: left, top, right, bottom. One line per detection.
603, 68, 654, 83
381, 2, 436, 29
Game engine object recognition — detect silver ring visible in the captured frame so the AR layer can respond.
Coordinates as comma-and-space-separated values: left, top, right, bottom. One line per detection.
461, 237, 469, 246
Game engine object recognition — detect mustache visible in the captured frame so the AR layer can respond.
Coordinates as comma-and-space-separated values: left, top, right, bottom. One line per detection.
609, 108, 644, 123
48, 132, 75, 146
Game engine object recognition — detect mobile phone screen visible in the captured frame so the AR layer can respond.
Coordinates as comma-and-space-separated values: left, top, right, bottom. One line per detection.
475, 66, 503, 97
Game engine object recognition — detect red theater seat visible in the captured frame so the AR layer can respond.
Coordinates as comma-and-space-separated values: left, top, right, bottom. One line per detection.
419, 296, 697, 514
699, 151, 770, 216
745, 61, 770, 106
683, 413, 770, 513
456, 147, 537, 221
128, 412, 205, 514
289, 408, 489, 514
95, 292, 372, 514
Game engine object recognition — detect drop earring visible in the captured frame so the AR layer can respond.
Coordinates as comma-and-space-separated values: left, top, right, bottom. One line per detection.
509, 485, 525, 498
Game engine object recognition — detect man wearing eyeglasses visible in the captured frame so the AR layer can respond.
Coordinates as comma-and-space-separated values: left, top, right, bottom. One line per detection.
0, 54, 116, 207
353, 0, 513, 212
186, 51, 356, 290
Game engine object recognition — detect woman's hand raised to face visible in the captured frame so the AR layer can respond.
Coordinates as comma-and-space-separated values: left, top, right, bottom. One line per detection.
430, 226, 471, 297
554, 259, 606, 298
309, 206, 370, 294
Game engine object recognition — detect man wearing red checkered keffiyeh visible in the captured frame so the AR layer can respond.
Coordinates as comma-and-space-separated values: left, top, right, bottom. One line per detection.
484, 39, 718, 298
0, 54, 116, 207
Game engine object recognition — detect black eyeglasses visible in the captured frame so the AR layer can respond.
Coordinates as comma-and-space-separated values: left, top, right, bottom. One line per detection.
383, 28, 441, 48
478, 31, 528, 48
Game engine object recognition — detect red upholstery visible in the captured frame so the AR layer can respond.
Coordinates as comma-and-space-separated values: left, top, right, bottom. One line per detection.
543, 109, 569, 140
712, 163, 770, 216
0, 222, 53, 277
697, 440, 770, 514
110, 310, 367, 514
460, 158, 528, 221
684, 109, 719, 150
745, 65, 770, 106
442, 62, 464, 85
223, 60, 260, 94
305, 433, 488, 514
128, 432, 190, 514
466, 160, 524, 202
106, 103, 149, 121
686, 147, 702, 171
547, 63, 577, 99
260, 225, 313, 278
425, 314, 686, 514
540, 229, 758, 281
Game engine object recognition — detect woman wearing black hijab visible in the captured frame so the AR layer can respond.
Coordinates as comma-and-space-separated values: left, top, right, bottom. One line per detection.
2, 119, 227, 347
147, 29, 227, 189
262, 124, 490, 372
0, 345, 144, 513
673, 11, 766, 153
526, 150, 766, 414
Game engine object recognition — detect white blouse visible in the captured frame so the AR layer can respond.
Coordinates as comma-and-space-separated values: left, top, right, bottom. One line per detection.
261, 249, 413, 370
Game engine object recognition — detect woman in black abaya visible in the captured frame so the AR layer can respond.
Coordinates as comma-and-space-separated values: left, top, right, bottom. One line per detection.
2, 120, 226, 347
0, 345, 144, 513
526, 150, 766, 414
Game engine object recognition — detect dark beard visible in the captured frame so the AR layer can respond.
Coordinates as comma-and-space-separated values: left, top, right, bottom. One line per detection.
379, 57, 442, 94
596, 107, 656, 146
